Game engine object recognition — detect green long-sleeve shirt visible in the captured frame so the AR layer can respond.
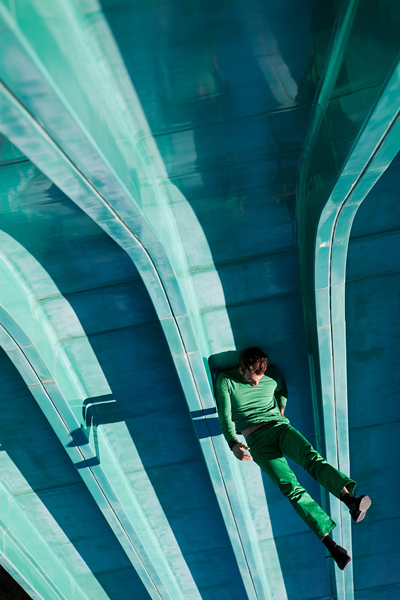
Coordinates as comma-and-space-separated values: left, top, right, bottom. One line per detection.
215, 365, 289, 447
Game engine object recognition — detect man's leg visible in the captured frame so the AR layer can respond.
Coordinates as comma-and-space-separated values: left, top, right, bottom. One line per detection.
249, 436, 336, 539
248, 426, 354, 569
275, 423, 371, 523
275, 423, 356, 498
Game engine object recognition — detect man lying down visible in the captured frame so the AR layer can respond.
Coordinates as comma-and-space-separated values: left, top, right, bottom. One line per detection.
215, 347, 371, 570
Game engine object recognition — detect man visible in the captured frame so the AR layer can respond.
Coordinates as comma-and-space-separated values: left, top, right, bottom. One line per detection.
215, 347, 371, 570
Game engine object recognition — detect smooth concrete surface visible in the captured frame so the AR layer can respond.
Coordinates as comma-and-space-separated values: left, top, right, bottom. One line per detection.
0, 1, 399, 599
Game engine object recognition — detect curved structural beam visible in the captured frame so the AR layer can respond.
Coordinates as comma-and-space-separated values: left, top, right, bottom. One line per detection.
0, 308, 146, 600
314, 61, 400, 599
297, 1, 400, 598
0, 2, 288, 598
0, 238, 204, 599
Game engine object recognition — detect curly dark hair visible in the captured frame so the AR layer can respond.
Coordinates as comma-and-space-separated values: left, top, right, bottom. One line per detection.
239, 347, 268, 375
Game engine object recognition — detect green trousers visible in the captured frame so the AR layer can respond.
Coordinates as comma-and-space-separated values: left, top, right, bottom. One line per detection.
246, 422, 356, 539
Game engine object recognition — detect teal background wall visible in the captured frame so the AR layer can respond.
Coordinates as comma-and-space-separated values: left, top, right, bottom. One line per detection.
0, 1, 399, 599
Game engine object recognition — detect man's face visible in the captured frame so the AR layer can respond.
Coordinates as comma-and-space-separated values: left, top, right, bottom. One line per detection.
238, 367, 264, 386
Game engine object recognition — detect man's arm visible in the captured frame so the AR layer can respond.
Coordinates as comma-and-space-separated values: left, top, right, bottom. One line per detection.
215, 373, 238, 446
273, 367, 288, 416
215, 373, 251, 461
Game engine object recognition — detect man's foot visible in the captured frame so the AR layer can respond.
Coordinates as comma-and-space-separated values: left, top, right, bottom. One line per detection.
322, 534, 351, 570
342, 493, 372, 523
328, 544, 352, 570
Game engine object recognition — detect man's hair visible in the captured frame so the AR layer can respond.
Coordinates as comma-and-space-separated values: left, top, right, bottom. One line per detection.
239, 347, 268, 375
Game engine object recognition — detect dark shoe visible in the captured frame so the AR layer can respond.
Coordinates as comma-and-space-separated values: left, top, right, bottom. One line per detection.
327, 544, 352, 570
348, 495, 371, 523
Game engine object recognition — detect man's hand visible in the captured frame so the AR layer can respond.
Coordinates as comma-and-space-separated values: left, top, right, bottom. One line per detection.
232, 442, 252, 461
280, 406, 285, 417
